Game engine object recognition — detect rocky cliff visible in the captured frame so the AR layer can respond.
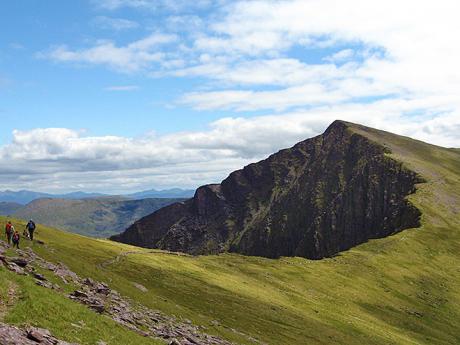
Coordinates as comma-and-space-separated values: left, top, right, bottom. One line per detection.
111, 121, 424, 259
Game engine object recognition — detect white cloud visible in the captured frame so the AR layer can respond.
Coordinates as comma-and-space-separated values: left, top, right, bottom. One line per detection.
324, 49, 354, 63
42, 0, 458, 118
44, 33, 177, 72
1, 105, 459, 193
92, 16, 139, 31
26, 0, 460, 192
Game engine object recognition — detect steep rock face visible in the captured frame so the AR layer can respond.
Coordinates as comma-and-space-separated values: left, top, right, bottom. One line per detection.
111, 121, 423, 259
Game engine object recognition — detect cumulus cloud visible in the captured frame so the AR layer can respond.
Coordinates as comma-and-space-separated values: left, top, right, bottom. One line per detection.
22, 0, 460, 191
1, 106, 459, 193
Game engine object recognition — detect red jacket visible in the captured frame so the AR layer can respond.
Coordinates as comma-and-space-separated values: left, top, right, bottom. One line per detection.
5, 223, 12, 235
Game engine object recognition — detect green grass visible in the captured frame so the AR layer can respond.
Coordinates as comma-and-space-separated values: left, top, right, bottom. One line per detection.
0, 268, 162, 345
1, 123, 459, 344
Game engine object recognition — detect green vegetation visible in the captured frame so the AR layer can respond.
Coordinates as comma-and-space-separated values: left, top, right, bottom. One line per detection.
12, 197, 181, 238
1, 123, 459, 344
0, 266, 161, 344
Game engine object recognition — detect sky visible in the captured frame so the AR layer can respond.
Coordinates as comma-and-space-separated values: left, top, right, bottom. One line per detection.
0, 0, 459, 194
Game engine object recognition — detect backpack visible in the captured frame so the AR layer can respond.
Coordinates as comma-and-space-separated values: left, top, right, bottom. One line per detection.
5, 223, 12, 234
28, 221, 36, 230
12, 232, 19, 242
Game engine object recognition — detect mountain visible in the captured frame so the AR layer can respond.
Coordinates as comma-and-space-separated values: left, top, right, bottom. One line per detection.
13, 197, 182, 238
0, 119, 459, 344
0, 201, 23, 216
0, 190, 107, 205
0, 190, 53, 204
127, 188, 195, 199
0, 189, 194, 205
113, 120, 429, 259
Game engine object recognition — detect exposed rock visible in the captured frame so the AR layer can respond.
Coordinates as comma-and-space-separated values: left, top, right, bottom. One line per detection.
35, 279, 58, 290
71, 290, 89, 299
0, 323, 78, 345
8, 257, 29, 267
89, 304, 105, 314
4, 262, 26, 275
112, 120, 424, 259
0, 239, 235, 345
132, 282, 148, 292
83, 277, 95, 287
26, 327, 51, 342
95, 282, 110, 295
33, 272, 47, 281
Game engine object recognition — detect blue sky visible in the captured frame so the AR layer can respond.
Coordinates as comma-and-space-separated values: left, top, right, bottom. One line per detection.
0, 0, 459, 193
0, 1, 218, 141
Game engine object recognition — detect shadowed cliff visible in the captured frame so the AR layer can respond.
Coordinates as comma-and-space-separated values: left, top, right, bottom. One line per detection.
111, 120, 424, 259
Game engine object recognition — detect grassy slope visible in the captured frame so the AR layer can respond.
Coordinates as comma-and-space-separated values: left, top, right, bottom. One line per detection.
0, 254, 162, 344
1, 124, 459, 345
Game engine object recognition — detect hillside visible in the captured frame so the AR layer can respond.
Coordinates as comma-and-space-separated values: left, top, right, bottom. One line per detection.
0, 120, 459, 345
112, 121, 424, 259
13, 197, 182, 238
0, 202, 23, 216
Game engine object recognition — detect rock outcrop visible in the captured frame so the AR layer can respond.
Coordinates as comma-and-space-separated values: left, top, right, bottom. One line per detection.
112, 121, 424, 259
0, 323, 77, 345
0, 240, 234, 345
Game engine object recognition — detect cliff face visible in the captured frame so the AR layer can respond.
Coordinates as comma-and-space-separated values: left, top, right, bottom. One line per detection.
111, 121, 423, 259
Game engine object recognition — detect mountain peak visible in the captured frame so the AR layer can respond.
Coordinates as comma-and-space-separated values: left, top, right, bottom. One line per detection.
112, 121, 423, 259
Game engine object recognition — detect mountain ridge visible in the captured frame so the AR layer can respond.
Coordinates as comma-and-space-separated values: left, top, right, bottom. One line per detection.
0, 188, 195, 205
112, 120, 425, 259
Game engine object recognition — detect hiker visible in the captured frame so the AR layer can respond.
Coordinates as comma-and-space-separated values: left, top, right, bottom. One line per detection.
26, 219, 36, 241
5, 221, 13, 245
12, 227, 19, 249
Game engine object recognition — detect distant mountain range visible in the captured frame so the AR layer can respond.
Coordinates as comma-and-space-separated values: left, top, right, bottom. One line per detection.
0, 188, 195, 205
7, 197, 183, 238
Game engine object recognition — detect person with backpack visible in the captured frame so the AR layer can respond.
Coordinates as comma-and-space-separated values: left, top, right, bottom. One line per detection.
5, 221, 13, 245
26, 219, 36, 241
11, 227, 20, 249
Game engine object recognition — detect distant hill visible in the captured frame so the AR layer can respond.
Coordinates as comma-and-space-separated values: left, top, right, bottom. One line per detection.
13, 197, 182, 238
0, 188, 194, 204
126, 188, 195, 199
0, 202, 24, 216
112, 120, 429, 259
0, 190, 106, 205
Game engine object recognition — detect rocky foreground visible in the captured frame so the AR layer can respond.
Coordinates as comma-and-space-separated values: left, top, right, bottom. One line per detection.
0, 323, 77, 345
0, 240, 235, 345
